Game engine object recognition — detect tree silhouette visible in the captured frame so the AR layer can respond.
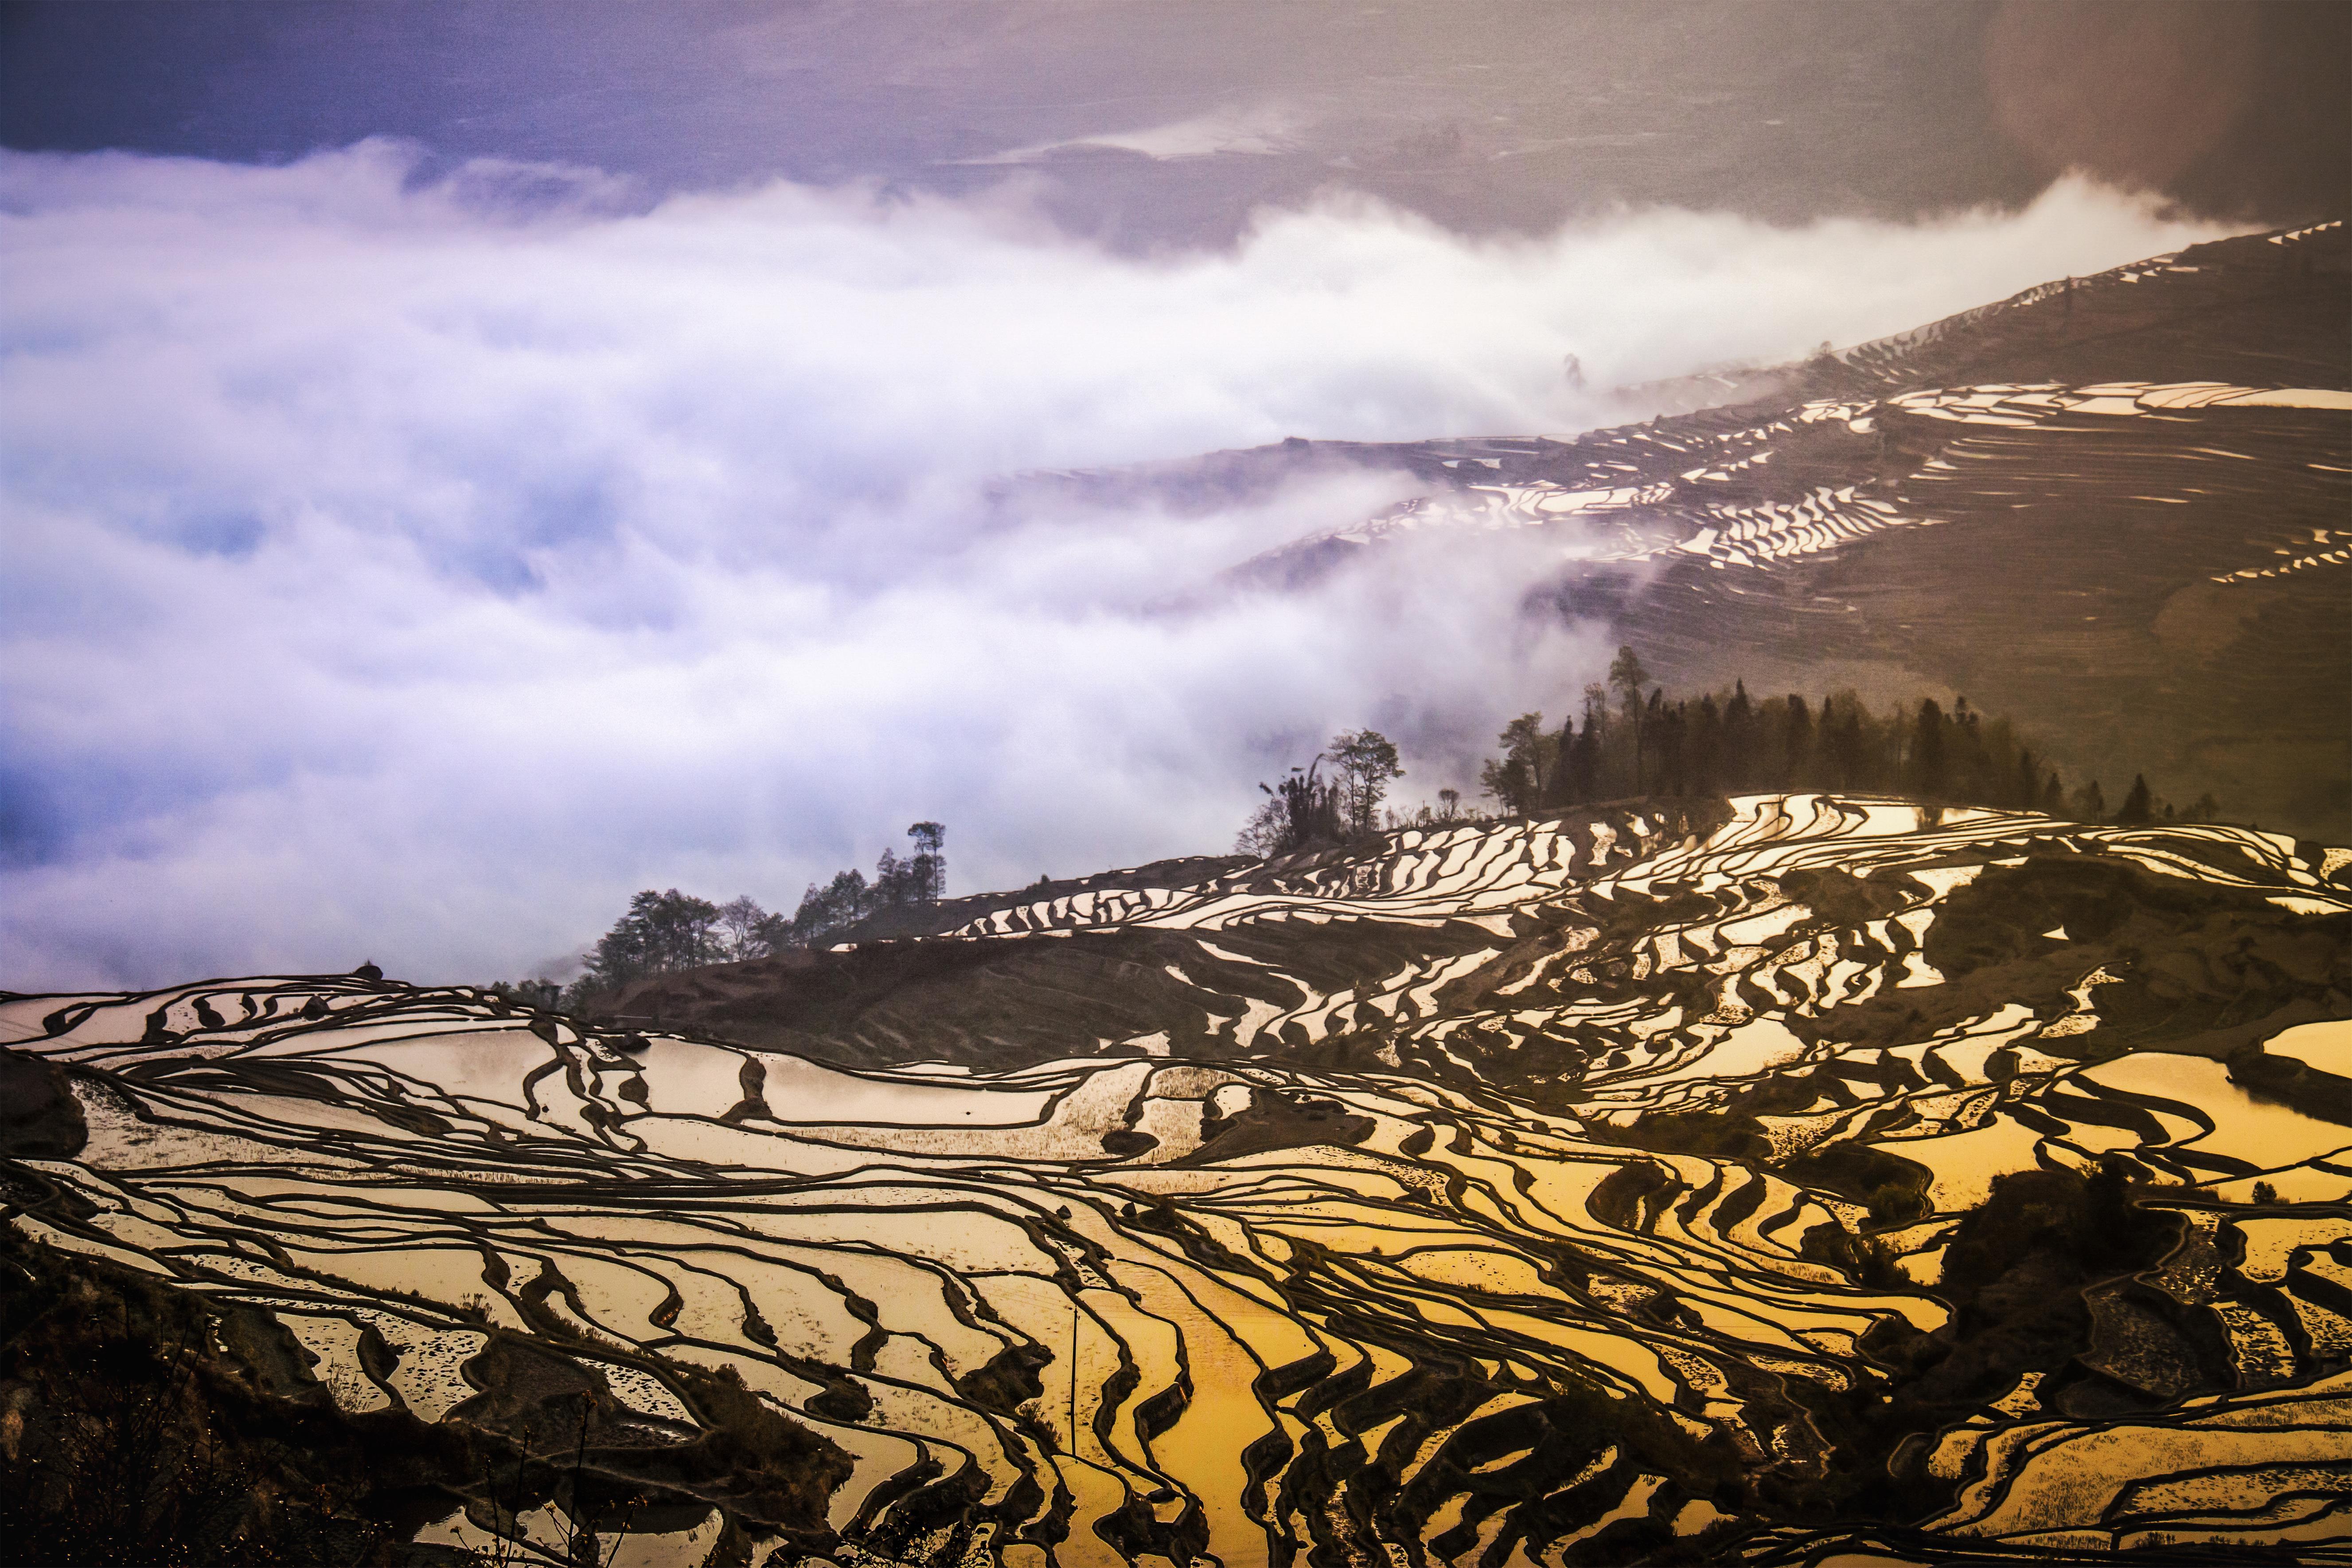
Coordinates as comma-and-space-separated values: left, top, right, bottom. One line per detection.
1545, 715, 1577, 808
1296, 657, 2217, 867
2114, 775, 2153, 826
1780, 694, 1812, 790
1722, 680, 1755, 792
1495, 714, 1549, 804
1609, 646, 1651, 793
582, 889, 722, 991
908, 821, 947, 901
1570, 685, 1607, 801
1910, 698, 1948, 799
1247, 757, 1343, 854
1329, 730, 1405, 834
1480, 753, 1535, 816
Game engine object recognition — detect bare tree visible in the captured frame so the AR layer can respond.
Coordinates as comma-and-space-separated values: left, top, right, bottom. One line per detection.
714, 896, 769, 962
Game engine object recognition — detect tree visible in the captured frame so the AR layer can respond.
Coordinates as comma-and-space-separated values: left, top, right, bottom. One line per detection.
1721, 681, 1755, 792
487, 978, 563, 1010
1780, 694, 1813, 789
1328, 730, 1404, 835
2040, 770, 2065, 815
2114, 775, 2153, 826
750, 907, 792, 953
1502, 714, 1548, 796
1437, 787, 1461, 820
1608, 647, 1651, 792
1236, 793, 1288, 856
1687, 695, 1721, 796
643, 889, 722, 971
1244, 757, 1342, 857
715, 895, 772, 962
788, 868, 873, 948
871, 824, 949, 906
1545, 716, 1577, 807
907, 821, 947, 901
1480, 753, 1534, 816
1654, 697, 1685, 795
1910, 698, 1948, 799
2070, 778, 2107, 822
1825, 696, 1868, 791
1571, 684, 1608, 800
581, 888, 722, 991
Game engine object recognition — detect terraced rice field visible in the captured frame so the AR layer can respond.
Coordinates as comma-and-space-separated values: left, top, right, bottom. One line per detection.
1211, 220, 2351, 844
7, 792, 2348, 1564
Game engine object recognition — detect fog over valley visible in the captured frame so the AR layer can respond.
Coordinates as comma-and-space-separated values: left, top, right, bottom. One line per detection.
0, 152, 2241, 987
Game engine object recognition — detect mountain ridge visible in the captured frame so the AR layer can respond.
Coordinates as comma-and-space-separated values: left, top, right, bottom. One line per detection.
1021, 221, 2349, 842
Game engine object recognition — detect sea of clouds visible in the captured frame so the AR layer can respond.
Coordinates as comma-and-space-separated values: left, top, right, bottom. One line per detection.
0, 143, 2243, 987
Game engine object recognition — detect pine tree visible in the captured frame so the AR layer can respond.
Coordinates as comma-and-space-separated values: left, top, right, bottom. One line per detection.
1574, 684, 1608, 800
1781, 694, 1812, 789
2114, 775, 2153, 826
1689, 694, 1722, 796
1723, 680, 1755, 791
908, 821, 947, 901
1911, 698, 1948, 798
1548, 716, 1578, 807
1609, 647, 1652, 793
1658, 700, 1688, 796
1829, 698, 1866, 791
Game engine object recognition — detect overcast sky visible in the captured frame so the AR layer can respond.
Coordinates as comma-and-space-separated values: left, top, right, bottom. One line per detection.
1, 2, 2339, 990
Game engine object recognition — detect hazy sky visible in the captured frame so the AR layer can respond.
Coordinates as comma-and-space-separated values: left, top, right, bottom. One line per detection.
1, 3, 2338, 989
6, 1, 2346, 243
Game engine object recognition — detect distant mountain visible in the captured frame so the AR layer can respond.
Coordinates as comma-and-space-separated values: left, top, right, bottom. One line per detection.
1034, 221, 2352, 842
6, 794, 2348, 1562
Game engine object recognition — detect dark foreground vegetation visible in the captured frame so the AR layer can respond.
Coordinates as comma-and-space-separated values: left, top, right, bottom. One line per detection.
0, 1217, 848, 1567
1, 1213, 477, 1567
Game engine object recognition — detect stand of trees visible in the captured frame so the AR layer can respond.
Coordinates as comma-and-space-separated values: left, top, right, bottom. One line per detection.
532, 822, 948, 1008
1472, 646, 2214, 825
780, 820, 946, 952
1237, 649, 2220, 858
1239, 730, 1404, 856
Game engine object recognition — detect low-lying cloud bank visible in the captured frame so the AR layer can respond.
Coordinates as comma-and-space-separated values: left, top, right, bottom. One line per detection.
0, 144, 2242, 987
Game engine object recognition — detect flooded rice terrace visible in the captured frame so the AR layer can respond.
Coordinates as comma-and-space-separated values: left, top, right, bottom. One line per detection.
5, 793, 2351, 1565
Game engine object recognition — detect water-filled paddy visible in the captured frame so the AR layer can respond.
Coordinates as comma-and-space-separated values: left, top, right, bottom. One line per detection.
8, 795, 2348, 1563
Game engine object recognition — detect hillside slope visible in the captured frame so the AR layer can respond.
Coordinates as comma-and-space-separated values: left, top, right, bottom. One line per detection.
6, 795, 2349, 1564
1042, 221, 2350, 840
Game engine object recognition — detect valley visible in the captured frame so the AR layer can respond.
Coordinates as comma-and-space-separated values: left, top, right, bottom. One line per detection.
7, 793, 2348, 1564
